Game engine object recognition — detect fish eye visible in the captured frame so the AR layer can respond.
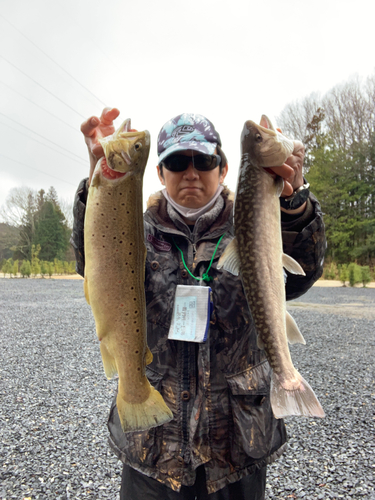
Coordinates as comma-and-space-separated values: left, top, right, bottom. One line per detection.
255, 134, 262, 143
134, 143, 142, 150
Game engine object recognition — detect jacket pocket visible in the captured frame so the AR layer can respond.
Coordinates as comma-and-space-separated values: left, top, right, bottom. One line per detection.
226, 361, 274, 462
107, 367, 164, 466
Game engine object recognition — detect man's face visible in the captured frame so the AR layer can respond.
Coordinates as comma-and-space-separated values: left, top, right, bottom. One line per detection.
157, 150, 228, 209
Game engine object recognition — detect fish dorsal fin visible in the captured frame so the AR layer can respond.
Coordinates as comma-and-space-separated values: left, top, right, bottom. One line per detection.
282, 253, 306, 276
260, 114, 275, 131
217, 237, 240, 276
286, 310, 306, 345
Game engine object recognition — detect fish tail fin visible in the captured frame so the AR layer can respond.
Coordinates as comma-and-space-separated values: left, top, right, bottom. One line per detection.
117, 383, 173, 433
270, 372, 325, 419
100, 342, 118, 379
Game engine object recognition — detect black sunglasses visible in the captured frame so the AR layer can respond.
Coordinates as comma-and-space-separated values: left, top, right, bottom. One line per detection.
160, 153, 221, 172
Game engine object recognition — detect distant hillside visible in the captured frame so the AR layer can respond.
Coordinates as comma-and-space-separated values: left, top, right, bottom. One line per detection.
0, 223, 19, 260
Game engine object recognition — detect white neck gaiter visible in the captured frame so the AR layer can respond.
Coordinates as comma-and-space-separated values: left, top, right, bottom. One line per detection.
162, 185, 224, 222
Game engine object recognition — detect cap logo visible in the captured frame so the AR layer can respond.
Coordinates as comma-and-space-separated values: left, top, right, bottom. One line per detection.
171, 125, 195, 138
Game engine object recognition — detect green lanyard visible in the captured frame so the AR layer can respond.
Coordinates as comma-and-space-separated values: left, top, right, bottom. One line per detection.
172, 233, 226, 283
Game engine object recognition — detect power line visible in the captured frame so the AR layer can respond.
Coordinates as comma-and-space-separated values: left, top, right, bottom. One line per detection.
0, 116, 88, 167
0, 80, 80, 133
0, 153, 77, 187
0, 54, 86, 119
0, 13, 107, 109
0, 112, 87, 163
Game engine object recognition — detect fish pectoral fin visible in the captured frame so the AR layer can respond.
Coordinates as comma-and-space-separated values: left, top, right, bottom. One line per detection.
286, 311, 306, 345
100, 342, 118, 379
270, 371, 325, 419
282, 253, 306, 276
217, 237, 240, 276
83, 276, 90, 305
145, 347, 153, 365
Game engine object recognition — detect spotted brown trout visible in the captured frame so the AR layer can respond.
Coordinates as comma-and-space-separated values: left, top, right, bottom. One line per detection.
218, 115, 325, 419
84, 119, 173, 432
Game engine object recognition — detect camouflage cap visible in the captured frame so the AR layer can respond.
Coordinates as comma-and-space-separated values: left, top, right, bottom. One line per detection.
157, 113, 222, 163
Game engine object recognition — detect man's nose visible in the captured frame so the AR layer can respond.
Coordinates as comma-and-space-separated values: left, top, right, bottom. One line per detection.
184, 162, 199, 178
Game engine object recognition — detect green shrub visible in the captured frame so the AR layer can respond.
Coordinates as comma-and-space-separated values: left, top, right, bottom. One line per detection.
348, 263, 362, 287
20, 260, 31, 278
360, 266, 371, 287
339, 264, 348, 286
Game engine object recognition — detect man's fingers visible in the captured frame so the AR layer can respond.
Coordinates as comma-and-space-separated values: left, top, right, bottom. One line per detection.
92, 143, 104, 159
266, 164, 294, 179
81, 116, 100, 137
281, 181, 293, 197
100, 107, 120, 125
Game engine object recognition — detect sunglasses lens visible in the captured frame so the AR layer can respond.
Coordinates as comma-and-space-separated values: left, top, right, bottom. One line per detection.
162, 154, 219, 172
193, 155, 215, 170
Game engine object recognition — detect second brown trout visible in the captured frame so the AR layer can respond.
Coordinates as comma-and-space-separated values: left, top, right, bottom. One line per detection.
218, 115, 325, 419
84, 119, 173, 432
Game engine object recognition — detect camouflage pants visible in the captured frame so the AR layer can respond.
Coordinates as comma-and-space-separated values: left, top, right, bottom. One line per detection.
120, 464, 267, 500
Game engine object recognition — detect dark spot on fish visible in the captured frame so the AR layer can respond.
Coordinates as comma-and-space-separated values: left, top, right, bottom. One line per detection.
120, 193, 122, 195
113, 218, 116, 221
125, 313, 129, 316
96, 203, 99, 205
120, 241, 123, 244
102, 235, 105, 237
121, 203, 125, 206
103, 246, 105, 248
136, 329, 139, 332
131, 287, 134, 290
129, 242, 133, 245
113, 237, 116, 239
137, 367, 140, 371
114, 208, 117, 211
135, 350, 139, 354
101, 214, 104, 216
129, 252, 132, 255
122, 232, 125, 235
131, 270, 135, 274
134, 310, 138, 313
133, 321, 137, 324
108, 193, 111, 195
133, 297, 136, 300
127, 211, 130, 214
92, 234, 94, 236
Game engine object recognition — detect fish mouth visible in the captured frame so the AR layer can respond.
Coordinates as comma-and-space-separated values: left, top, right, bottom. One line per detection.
101, 157, 129, 180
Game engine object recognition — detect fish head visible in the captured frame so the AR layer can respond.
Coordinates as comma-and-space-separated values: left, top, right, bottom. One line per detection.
241, 115, 294, 167
98, 119, 150, 178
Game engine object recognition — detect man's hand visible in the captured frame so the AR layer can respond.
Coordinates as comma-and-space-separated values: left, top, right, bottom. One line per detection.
81, 107, 120, 186
265, 139, 306, 213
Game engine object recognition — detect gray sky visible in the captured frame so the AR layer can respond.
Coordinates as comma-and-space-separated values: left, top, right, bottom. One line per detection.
0, 0, 374, 219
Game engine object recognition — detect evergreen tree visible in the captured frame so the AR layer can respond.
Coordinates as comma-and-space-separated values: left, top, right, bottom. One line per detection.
34, 201, 69, 261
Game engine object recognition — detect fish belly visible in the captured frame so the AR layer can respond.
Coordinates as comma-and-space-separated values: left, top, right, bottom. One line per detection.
84, 175, 173, 431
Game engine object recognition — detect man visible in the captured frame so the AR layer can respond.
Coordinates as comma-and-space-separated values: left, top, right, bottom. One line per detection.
71, 108, 325, 499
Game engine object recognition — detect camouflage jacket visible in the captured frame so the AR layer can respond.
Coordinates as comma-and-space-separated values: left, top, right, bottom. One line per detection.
71, 181, 325, 494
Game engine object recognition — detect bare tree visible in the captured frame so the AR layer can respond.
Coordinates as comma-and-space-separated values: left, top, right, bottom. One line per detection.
0, 187, 37, 227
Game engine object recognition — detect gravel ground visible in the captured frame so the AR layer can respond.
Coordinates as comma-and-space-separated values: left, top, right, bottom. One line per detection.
0, 279, 374, 500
